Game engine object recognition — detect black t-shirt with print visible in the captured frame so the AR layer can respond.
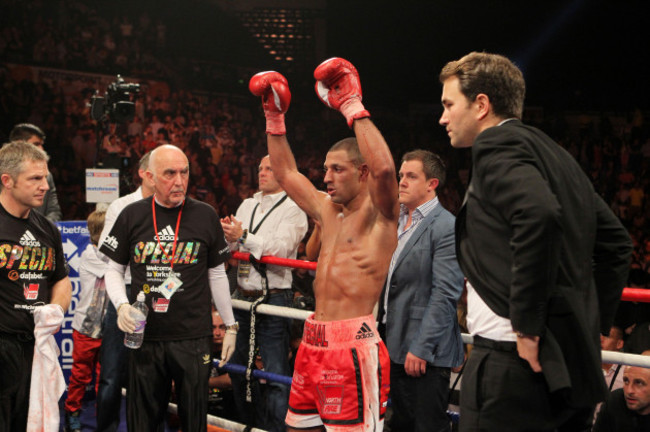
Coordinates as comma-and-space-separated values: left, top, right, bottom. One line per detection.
100, 197, 230, 341
0, 203, 68, 336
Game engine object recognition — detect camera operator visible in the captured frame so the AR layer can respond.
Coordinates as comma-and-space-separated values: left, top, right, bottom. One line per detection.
91, 76, 141, 196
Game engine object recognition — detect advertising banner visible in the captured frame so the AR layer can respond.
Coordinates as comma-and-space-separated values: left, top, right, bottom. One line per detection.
55, 221, 91, 394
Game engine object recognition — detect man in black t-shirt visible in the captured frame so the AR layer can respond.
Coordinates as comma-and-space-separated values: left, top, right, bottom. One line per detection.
9, 123, 62, 222
100, 144, 237, 431
594, 351, 650, 431
0, 140, 71, 431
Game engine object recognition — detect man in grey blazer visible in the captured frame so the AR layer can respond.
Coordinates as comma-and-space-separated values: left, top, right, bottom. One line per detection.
381, 149, 465, 432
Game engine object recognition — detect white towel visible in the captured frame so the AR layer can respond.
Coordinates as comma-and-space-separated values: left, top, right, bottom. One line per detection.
27, 304, 66, 432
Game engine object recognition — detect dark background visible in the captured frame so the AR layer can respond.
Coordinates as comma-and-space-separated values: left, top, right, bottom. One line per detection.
323, 0, 648, 112
64, 0, 649, 113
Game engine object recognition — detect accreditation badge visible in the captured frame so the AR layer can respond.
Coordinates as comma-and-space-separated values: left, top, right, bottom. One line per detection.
238, 261, 251, 278
159, 273, 183, 300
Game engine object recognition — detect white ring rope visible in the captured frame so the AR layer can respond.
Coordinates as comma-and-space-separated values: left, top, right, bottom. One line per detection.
233, 300, 650, 369
167, 400, 268, 432
232, 299, 312, 320
160, 296, 649, 431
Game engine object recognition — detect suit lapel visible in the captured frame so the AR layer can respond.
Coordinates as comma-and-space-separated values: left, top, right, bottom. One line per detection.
392, 205, 441, 273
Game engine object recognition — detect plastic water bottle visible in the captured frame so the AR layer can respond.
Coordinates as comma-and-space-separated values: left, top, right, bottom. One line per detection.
124, 291, 148, 349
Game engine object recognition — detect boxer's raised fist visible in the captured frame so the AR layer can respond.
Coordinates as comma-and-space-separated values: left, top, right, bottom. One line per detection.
314, 57, 370, 127
249, 71, 291, 135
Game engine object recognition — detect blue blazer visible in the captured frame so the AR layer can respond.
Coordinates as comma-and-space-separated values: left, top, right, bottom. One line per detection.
384, 203, 464, 367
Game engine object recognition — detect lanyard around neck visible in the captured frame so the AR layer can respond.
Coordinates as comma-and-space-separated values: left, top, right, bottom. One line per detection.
249, 194, 288, 234
152, 197, 184, 269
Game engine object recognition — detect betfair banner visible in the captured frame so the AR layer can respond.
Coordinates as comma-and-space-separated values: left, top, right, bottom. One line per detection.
56, 221, 91, 395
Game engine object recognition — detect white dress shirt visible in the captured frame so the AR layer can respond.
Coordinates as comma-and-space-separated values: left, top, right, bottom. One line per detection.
466, 280, 517, 342
465, 119, 521, 342
232, 191, 308, 291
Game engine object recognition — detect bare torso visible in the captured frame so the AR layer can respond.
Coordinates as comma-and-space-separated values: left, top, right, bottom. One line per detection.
312, 194, 397, 321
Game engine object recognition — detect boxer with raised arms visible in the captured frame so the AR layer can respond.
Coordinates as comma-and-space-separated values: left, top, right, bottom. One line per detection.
249, 57, 399, 431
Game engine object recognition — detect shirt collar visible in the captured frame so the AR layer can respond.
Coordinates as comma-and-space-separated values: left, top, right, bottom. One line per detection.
399, 196, 439, 222
497, 118, 518, 126
254, 190, 286, 205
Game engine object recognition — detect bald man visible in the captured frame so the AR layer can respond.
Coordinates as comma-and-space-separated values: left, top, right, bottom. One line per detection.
100, 144, 237, 431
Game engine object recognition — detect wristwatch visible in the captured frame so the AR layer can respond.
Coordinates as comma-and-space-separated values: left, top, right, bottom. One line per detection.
515, 331, 535, 339
237, 229, 248, 245
226, 322, 239, 332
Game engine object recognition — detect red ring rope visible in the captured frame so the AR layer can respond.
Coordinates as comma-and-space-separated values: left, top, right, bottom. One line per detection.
620, 287, 650, 303
232, 251, 317, 271
231, 252, 649, 303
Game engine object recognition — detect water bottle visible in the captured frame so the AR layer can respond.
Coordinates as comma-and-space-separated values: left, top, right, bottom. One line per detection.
124, 291, 149, 349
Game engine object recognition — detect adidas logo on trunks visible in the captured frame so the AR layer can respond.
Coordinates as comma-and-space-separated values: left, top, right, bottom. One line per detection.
355, 322, 374, 340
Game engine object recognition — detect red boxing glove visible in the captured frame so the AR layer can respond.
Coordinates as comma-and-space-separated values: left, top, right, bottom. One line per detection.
249, 71, 291, 135
314, 57, 370, 127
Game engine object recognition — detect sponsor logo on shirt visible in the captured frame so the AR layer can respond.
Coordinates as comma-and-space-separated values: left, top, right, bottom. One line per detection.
14, 302, 45, 312
23, 283, 39, 300
156, 225, 175, 241
19, 272, 46, 281
20, 230, 40, 247
103, 235, 119, 251
152, 297, 170, 313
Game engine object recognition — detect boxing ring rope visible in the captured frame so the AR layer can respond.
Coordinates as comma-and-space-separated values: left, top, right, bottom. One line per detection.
232, 251, 317, 271
621, 287, 650, 302
230, 300, 650, 369
168, 399, 267, 432
232, 252, 650, 304
182, 252, 650, 430
229, 252, 650, 369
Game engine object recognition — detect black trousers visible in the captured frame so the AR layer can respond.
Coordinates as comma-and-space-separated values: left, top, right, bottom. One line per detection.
0, 333, 34, 432
389, 360, 452, 432
460, 337, 593, 432
127, 337, 212, 431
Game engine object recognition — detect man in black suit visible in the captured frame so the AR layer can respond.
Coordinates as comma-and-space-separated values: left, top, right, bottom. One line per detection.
438, 51, 633, 431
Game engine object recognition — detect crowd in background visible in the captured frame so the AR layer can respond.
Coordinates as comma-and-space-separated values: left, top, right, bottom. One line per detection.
2, 2, 650, 431
1, 0, 650, 313
1, 0, 170, 79
2, 69, 648, 287
2, 2, 650, 295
